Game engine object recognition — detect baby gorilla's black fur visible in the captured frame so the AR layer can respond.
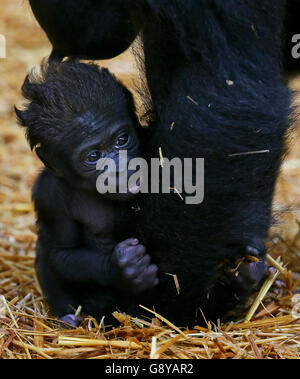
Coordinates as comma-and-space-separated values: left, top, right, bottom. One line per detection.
16, 60, 159, 326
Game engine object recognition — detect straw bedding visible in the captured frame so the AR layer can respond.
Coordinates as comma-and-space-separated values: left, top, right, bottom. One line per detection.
0, 0, 299, 359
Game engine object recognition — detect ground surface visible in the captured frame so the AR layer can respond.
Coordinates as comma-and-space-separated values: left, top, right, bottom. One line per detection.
0, 0, 299, 359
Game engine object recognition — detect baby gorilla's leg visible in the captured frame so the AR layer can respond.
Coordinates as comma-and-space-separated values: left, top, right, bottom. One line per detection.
36, 258, 82, 327
113, 238, 159, 294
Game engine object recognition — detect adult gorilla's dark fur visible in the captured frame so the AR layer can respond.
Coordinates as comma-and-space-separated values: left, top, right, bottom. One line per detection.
27, 0, 294, 325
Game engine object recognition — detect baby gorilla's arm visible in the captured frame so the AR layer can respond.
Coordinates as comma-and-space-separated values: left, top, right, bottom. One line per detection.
38, 212, 159, 293
33, 170, 158, 292
37, 217, 158, 327
48, 235, 159, 294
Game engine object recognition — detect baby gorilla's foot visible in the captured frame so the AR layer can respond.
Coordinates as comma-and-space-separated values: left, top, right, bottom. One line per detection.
113, 238, 159, 295
59, 314, 81, 328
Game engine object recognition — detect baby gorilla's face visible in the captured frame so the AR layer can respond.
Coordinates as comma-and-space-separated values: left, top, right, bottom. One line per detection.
73, 115, 143, 201
16, 58, 144, 202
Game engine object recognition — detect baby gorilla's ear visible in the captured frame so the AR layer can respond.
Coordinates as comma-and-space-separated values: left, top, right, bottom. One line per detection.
35, 146, 52, 169
15, 105, 27, 126
15, 105, 39, 151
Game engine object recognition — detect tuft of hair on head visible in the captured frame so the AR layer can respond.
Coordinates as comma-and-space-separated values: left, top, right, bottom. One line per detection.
15, 57, 135, 150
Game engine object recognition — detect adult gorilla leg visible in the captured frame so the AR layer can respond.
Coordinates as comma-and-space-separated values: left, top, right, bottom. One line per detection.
29, 0, 140, 60
137, 0, 292, 324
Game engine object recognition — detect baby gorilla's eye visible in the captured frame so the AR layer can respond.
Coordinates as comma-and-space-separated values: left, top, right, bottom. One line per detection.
86, 151, 102, 164
116, 133, 129, 148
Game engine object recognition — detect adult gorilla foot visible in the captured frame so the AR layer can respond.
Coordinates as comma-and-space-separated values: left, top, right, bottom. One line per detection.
220, 242, 284, 301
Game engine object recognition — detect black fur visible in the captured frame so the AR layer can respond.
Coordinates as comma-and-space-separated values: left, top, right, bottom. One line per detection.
134, 0, 292, 324
16, 60, 137, 149
29, 0, 139, 60
26, 1, 294, 325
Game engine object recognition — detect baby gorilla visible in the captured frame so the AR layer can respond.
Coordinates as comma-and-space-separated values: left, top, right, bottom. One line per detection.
16, 59, 159, 326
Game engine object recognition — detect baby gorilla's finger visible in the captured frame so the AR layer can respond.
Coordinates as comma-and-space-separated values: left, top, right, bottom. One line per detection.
132, 254, 151, 271
116, 244, 146, 267
122, 254, 151, 281
133, 264, 159, 293
117, 238, 139, 249
127, 245, 147, 259
146, 264, 159, 276
119, 245, 146, 265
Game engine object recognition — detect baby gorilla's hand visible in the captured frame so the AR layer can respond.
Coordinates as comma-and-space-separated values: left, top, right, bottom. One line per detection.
113, 238, 159, 295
